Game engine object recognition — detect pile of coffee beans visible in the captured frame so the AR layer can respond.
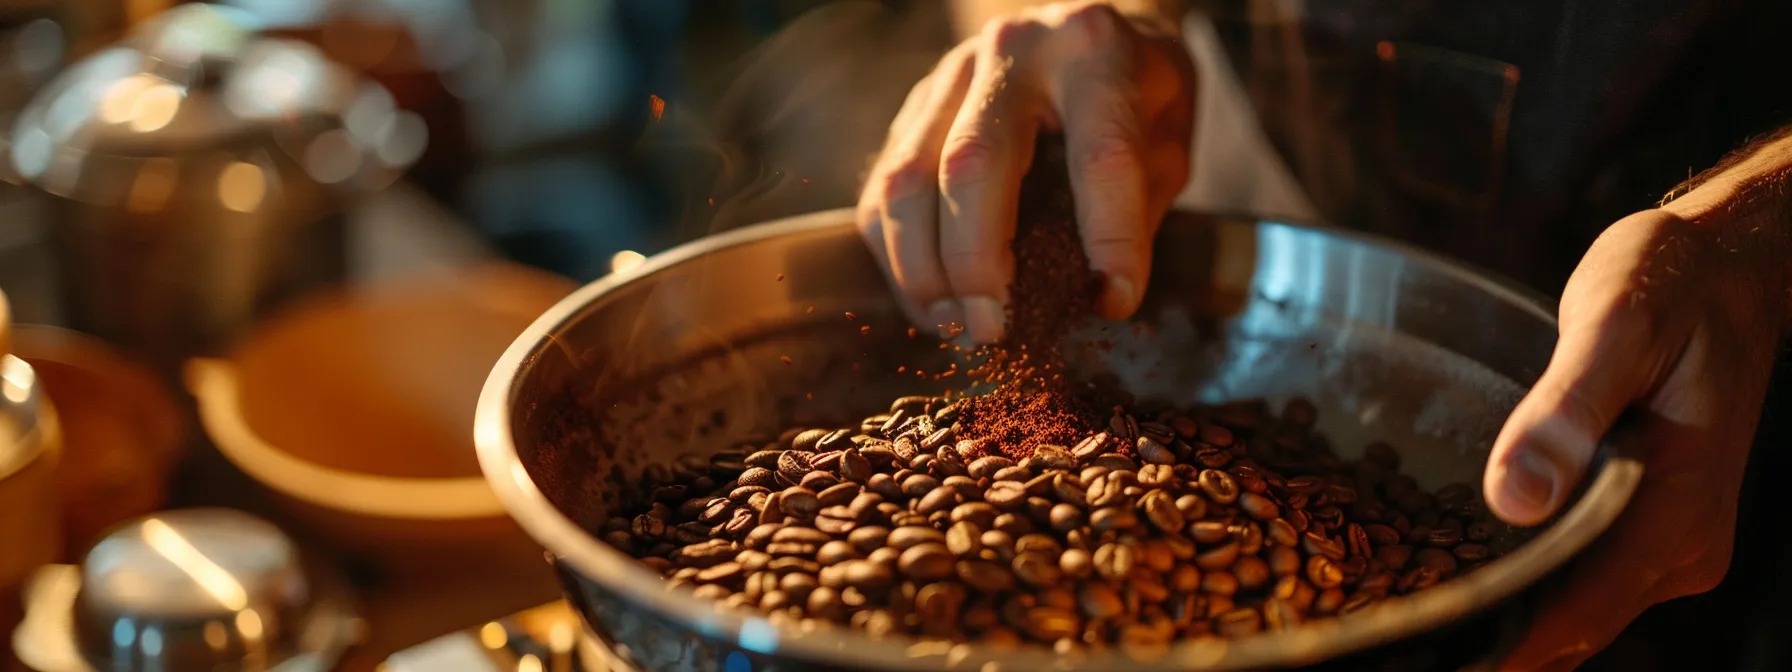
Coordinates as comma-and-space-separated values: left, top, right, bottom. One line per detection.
603, 396, 1514, 648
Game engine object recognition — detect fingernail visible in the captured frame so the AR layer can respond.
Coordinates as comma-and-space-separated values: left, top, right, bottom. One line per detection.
1497, 450, 1560, 522
927, 300, 964, 339
961, 295, 1006, 344
1102, 275, 1137, 318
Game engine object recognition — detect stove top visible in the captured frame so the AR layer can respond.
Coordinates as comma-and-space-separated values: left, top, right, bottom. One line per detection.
384, 602, 634, 672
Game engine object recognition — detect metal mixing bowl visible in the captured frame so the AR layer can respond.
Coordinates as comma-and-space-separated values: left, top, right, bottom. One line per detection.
474, 209, 1641, 671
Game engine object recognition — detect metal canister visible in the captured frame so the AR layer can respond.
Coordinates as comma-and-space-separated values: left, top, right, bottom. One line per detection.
0, 289, 62, 669
7, 4, 426, 379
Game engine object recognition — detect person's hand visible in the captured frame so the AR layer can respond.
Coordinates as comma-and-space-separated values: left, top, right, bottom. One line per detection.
1483, 151, 1792, 670
855, 1, 1196, 343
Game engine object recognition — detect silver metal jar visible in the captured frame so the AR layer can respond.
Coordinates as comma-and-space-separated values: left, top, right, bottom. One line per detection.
7, 3, 426, 377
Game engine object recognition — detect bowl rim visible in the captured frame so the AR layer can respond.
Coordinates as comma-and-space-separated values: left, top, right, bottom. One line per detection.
474, 208, 1643, 670
189, 357, 507, 521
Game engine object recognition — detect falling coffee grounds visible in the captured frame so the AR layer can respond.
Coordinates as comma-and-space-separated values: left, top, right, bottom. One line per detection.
599, 136, 1521, 651
956, 136, 1109, 462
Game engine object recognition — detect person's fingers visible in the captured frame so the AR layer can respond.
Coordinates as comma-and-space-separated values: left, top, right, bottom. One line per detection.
1487, 287, 1678, 526
875, 46, 977, 334
1046, 5, 1153, 320
937, 18, 1046, 344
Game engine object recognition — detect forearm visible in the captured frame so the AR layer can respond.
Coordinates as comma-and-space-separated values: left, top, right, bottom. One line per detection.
1658, 127, 1792, 333
948, 0, 1187, 38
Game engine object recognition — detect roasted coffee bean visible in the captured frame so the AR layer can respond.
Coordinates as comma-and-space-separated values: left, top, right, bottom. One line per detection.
866, 547, 901, 567
951, 502, 999, 528
1138, 540, 1175, 573
777, 451, 814, 482
1060, 548, 1093, 579
888, 526, 946, 550
985, 481, 1028, 509
1314, 588, 1346, 614
1377, 544, 1414, 571
1194, 542, 1239, 572
1453, 542, 1490, 562
1136, 436, 1175, 465
1071, 432, 1111, 460
993, 513, 1034, 537
896, 473, 939, 501
817, 482, 860, 508
799, 470, 840, 492
816, 429, 855, 453
1201, 571, 1239, 596
842, 560, 895, 592
917, 488, 961, 515
1302, 532, 1347, 562
1078, 583, 1124, 619
1174, 494, 1209, 522
1135, 464, 1174, 489
1306, 556, 1345, 589
1022, 606, 1082, 641
778, 488, 821, 519
1238, 492, 1279, 521
1214, 608, 1261, 637
915, 582, 967, 633
1415, 547, 1459, 575
772, 526, 831, 546
1032, 445, 1075, 471
846, 526, 889, 555
1234, 556, 1271, 590
1050, 474, 1088, 506
969, 456, 1016, 480
817, 540, 861, 565
921, 426, 956, 451
1094, 543, 1135, 580
1012, 551, 1063, 586
1189, 520, 1231, 544
1198, 469, 1240, 504
1089, 506, 1139, 533
956, 559, 1016, 592
1091, 454, 1137, 471
898, 543, 957, 581
1049, 504, 1084, 532
768, 557, 822, 575
789, 429, 830, 452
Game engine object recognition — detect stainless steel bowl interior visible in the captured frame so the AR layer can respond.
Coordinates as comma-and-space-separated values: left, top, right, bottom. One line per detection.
475, 209, 1641, 670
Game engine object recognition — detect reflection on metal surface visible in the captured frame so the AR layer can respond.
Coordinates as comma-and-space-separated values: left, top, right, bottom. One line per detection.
12, 508, 362, 672
608, 251, 645, 274
139, 517, 249, 611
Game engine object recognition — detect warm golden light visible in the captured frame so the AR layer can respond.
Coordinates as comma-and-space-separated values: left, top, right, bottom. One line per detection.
98, 74, 185, 133
98, 75, 153, 124
548, 622, 574, 653
517, 654, 543, 672
236, 610, 264, 641
140, 518, 248, 611
479, 622, 507, 650
131, 84, 183, 132
217, 162, 267, 213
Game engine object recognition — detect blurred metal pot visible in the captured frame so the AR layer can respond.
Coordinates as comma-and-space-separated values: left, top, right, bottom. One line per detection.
7, 4, 426, 378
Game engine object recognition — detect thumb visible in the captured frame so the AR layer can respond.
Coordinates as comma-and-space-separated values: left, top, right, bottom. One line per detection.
1485, 308, 1658, 526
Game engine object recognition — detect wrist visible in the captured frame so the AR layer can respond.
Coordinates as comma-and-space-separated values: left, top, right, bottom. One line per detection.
1659, 132, 1792, 336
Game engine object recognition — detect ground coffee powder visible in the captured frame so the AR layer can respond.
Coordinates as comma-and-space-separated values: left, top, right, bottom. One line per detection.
957, 135, 1107, 461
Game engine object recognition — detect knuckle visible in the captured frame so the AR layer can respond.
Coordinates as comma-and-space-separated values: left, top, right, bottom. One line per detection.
1052, 3, 1129, 56
939, 134, 998, 191
875, 156, 934, 202
982, 16, 1042, 55
1074, 129, 1144, 184
1061, 2, 1124, 37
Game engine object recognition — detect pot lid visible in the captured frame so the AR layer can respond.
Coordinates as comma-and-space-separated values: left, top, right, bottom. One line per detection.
7, 3, 425, 201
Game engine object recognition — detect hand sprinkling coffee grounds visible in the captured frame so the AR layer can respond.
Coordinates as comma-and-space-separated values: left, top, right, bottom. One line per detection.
599, 136, 1520, 651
